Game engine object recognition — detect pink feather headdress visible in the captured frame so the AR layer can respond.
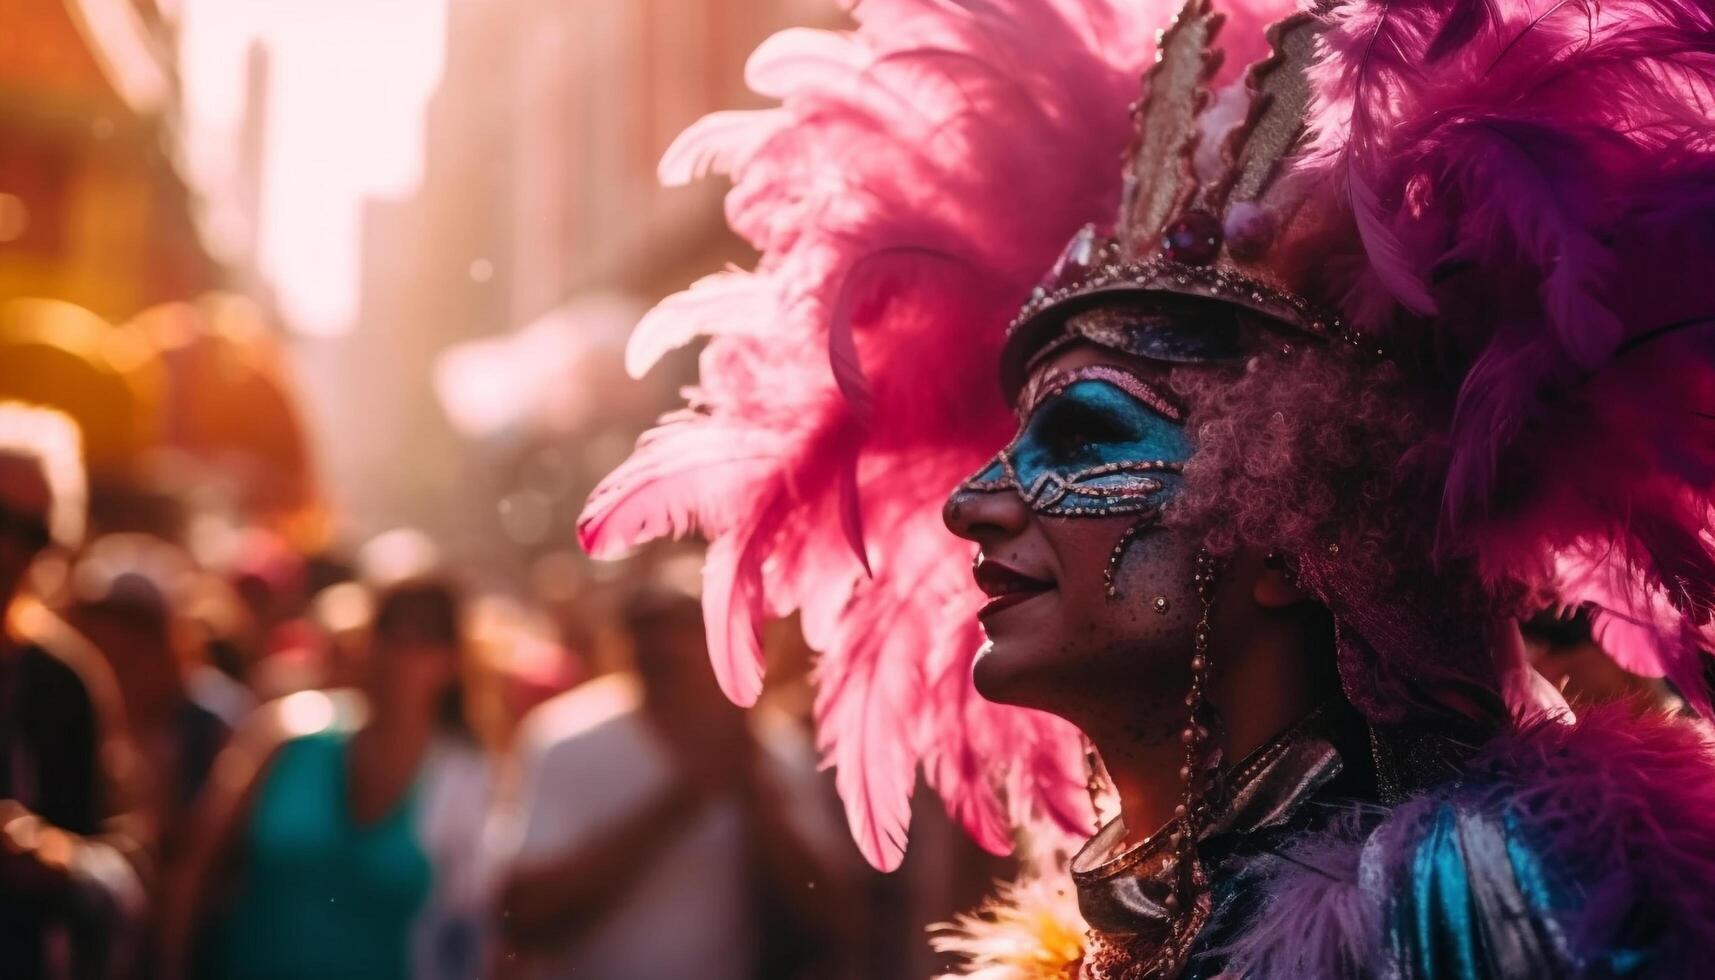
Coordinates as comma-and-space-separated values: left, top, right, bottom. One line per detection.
581, 0, 1715, 869
1294, 0, 1715, 712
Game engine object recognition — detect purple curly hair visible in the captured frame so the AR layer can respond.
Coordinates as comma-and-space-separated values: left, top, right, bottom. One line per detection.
1167, 347, 1510, 727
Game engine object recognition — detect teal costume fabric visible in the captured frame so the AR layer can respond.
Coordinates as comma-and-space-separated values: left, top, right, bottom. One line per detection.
208, 730, 432, 980
1207, 706, 1714, 979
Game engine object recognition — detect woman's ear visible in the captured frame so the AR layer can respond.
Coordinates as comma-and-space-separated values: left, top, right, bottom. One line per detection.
1252, 553, 1310, 609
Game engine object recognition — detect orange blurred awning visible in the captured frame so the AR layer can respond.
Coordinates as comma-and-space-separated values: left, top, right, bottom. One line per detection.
130, 293, 323, 533
0, 296, 161, 473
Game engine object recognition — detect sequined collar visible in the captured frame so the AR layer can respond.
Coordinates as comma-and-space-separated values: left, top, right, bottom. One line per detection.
1070, 705, 1347, 975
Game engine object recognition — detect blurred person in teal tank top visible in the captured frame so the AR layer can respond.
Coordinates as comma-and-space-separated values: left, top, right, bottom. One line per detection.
162, 569, 487, 980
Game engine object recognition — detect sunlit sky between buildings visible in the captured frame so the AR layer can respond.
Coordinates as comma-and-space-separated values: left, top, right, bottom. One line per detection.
177, 0, 449, 336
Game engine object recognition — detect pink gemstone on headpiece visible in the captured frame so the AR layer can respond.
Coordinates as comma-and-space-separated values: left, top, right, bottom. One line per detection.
1045, 223, 1101, 288
1067, 226, 1096, 268
1222, 202, 1274, 261
1162, 210, 1223, 265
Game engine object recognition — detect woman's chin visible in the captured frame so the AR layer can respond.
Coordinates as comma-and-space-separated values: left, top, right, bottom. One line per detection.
972, 638, 1057, 709
971, 644, 1019, 705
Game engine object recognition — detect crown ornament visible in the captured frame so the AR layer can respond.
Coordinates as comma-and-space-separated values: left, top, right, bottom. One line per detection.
1001, 1, 1355, 397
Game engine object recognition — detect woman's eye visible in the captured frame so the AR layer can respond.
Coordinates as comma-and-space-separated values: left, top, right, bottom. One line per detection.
1038, 401, 1128, 454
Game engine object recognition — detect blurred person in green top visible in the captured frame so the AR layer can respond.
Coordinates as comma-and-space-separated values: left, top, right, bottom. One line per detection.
163, 533, 492, 980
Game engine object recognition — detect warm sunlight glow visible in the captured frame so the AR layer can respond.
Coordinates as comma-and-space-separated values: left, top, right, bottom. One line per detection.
178, 0, 448, 336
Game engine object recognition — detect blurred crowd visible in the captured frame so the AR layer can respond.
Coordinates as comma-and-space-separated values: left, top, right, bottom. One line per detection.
0, 398, 1011, 980
1, 370, 1679, 980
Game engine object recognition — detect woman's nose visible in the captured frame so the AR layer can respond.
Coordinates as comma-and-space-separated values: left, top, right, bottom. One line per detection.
943, 483, 1031, 544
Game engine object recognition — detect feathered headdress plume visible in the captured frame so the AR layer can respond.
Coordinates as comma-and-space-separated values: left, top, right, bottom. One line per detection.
580, 0, 1230, 869
1297, 0, 1715, 710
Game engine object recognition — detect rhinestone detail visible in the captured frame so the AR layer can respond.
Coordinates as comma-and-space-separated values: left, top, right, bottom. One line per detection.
1161, 210, 1223, 265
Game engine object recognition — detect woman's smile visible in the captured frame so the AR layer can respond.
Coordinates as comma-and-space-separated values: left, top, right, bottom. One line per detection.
973, 557, 1056, 624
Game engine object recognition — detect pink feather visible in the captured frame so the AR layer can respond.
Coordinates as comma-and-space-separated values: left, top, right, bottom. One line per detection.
624, 270, 777, 379
744, 27, 867, 99
577, 411, 794, 558
700, 507, 778, 706
1557, 545, 1678, 679
808, 517, 935, 870
657, 108, 790, 185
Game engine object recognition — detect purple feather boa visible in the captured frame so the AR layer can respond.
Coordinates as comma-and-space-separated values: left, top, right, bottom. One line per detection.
1217, 704, 1715, 978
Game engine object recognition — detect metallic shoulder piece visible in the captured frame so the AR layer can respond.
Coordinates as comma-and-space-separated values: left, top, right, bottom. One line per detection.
1073, 704, 1347, 979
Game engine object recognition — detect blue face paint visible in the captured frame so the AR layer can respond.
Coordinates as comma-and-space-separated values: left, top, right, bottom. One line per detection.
958, 364, 1190, 518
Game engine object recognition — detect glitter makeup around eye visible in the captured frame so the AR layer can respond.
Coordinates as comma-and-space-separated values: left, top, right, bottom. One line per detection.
1018, 364, 1184, 423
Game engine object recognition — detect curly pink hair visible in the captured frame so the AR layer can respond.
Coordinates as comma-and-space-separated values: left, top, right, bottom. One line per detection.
1168, 348, 1511, 726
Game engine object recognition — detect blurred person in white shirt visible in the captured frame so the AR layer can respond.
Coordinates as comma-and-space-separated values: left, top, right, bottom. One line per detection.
485, 582, 859, 979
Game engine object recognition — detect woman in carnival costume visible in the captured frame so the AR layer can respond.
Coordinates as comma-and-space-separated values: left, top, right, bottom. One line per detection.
581, 0, 1715, 975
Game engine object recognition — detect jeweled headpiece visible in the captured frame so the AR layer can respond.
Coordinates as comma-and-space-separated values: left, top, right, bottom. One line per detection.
1001, 2, 1349, 397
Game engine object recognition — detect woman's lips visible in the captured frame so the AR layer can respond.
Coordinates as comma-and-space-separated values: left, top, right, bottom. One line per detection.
973, 558, 1054, 620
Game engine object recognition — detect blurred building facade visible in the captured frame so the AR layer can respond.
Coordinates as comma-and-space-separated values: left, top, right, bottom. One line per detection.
0, 0, 321, 545
308, 0, 840, 584
0, 0, 217, 318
